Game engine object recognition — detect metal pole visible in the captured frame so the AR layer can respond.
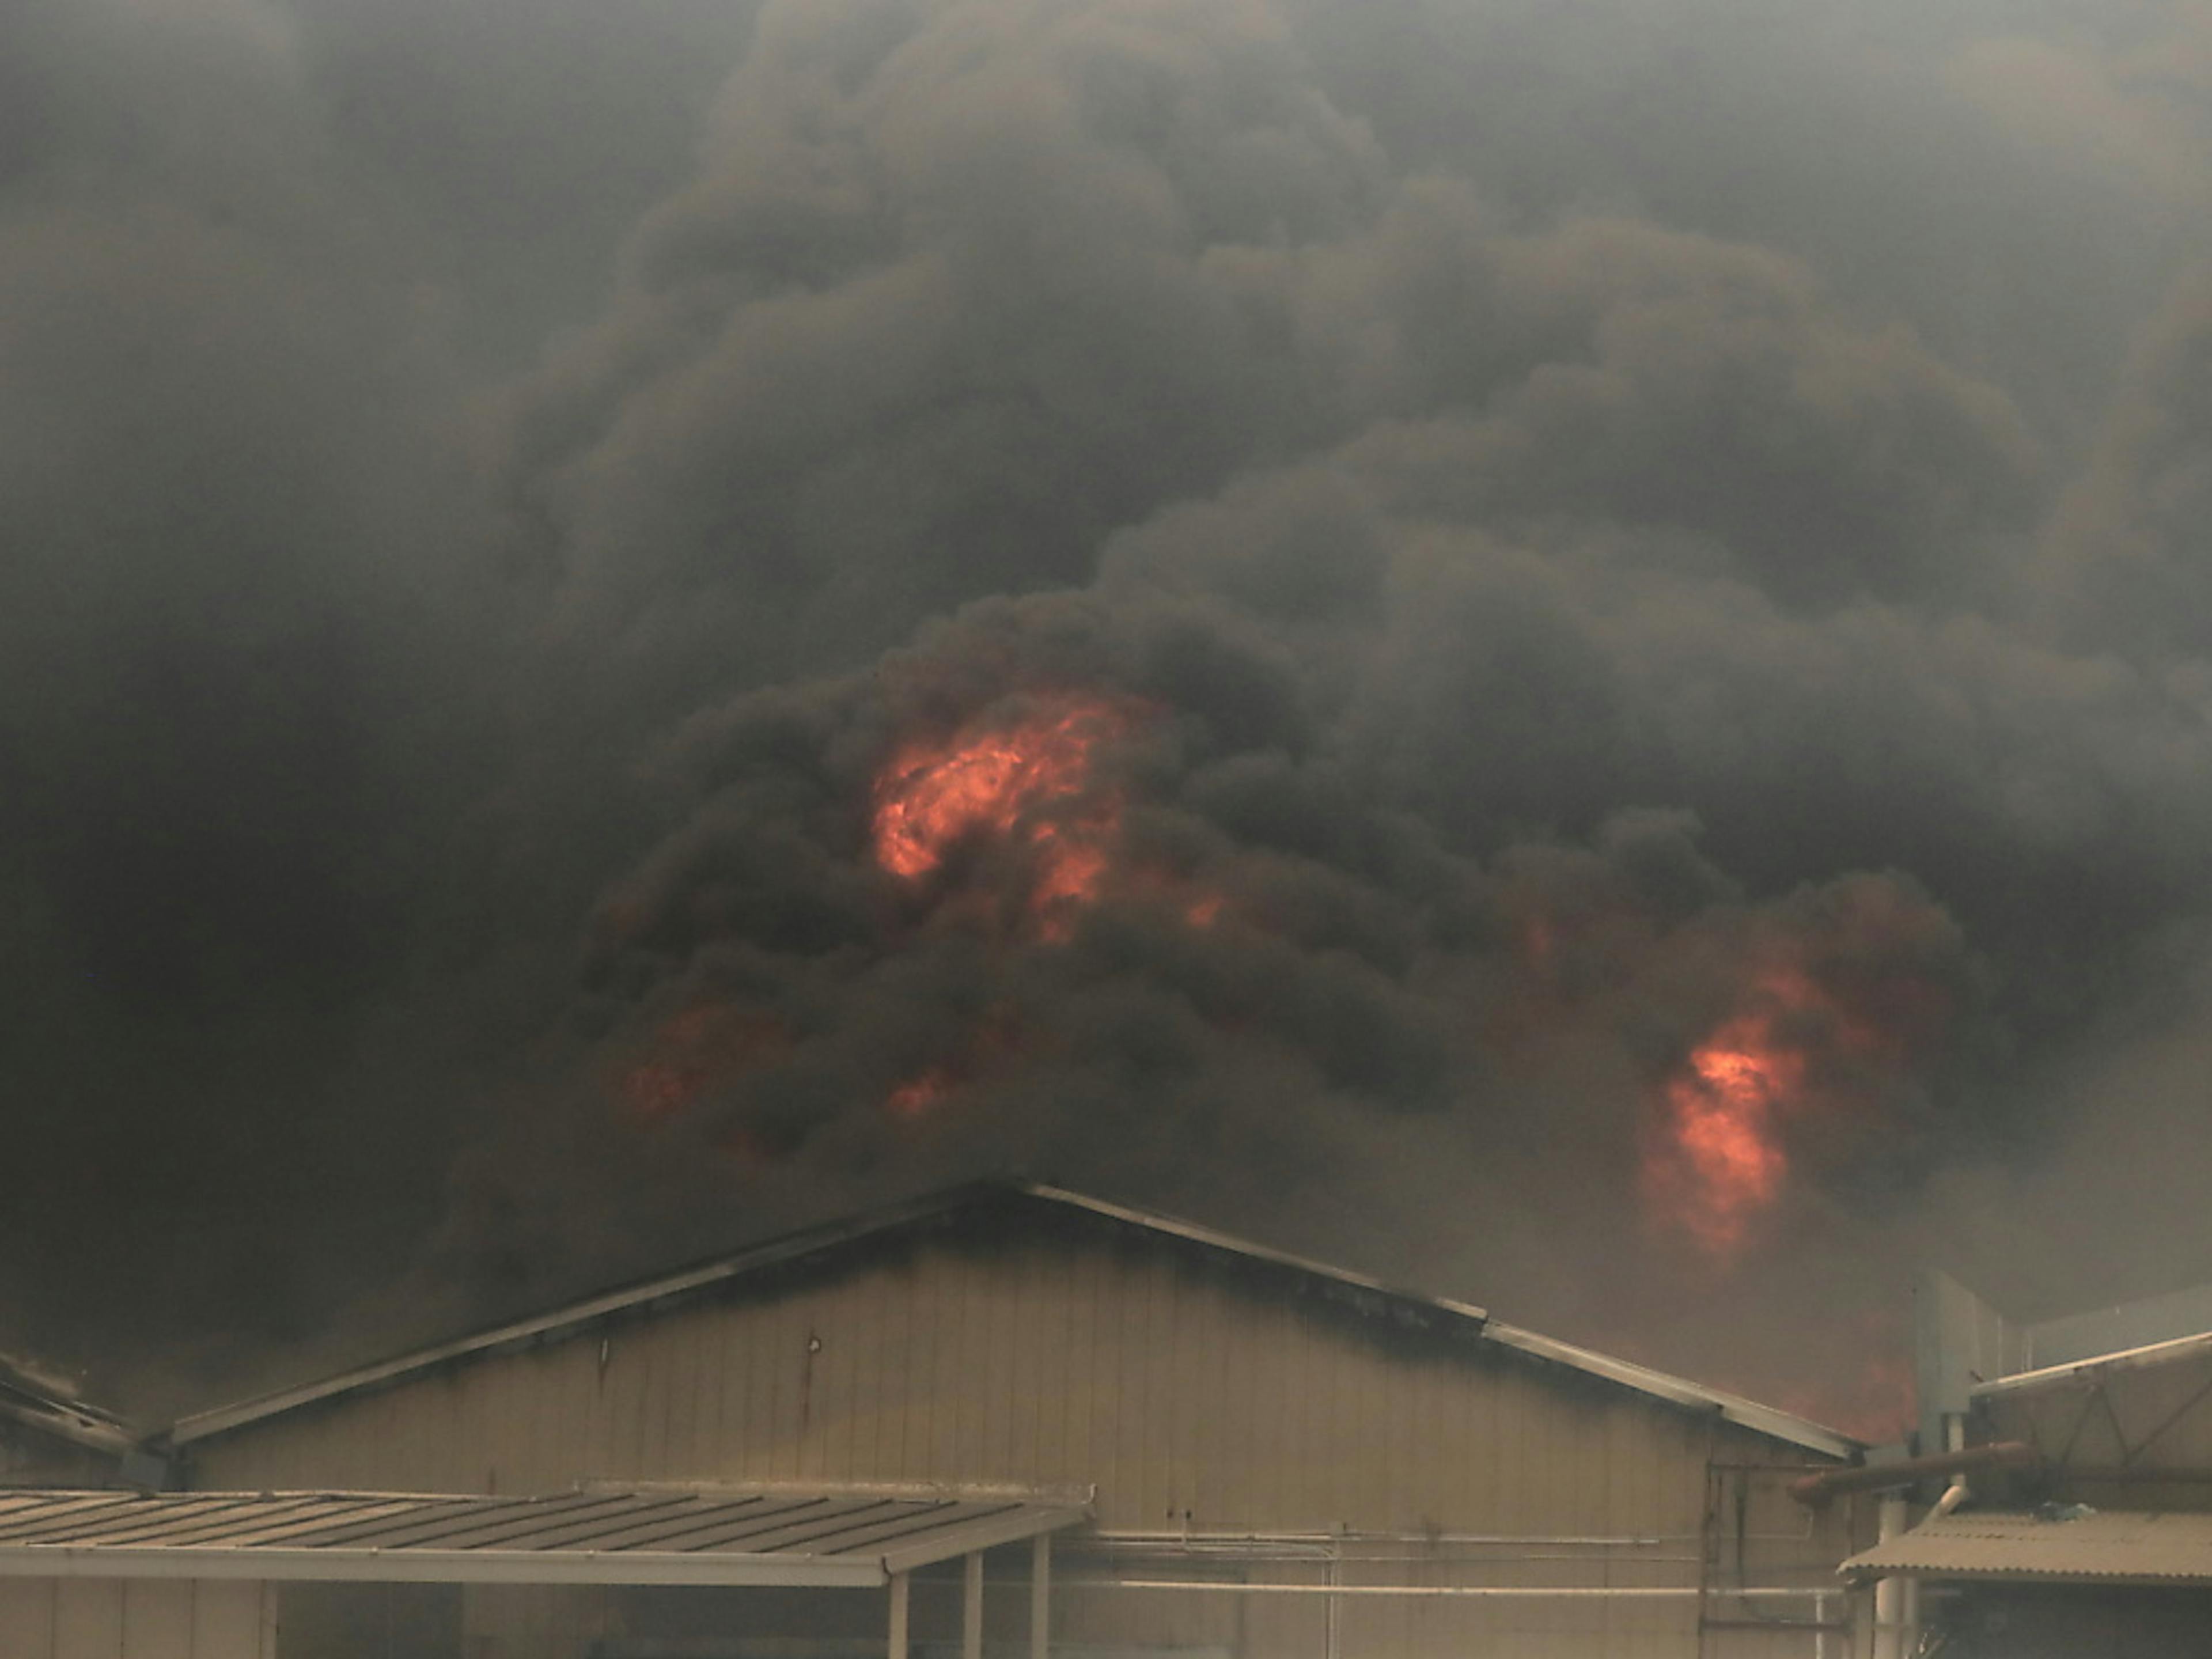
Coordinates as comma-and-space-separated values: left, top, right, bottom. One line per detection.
888, 1571, 910, 1659
1872, 1499, 1906, 1659
1324, 1540, 1343, 1659
1062, 1581, 1845, 1600
964, 1550, 985, 1659
1031, 1532, 1051, 1659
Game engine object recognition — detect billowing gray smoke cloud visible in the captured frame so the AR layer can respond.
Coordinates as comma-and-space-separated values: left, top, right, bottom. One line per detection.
6, 0, 2211, 1423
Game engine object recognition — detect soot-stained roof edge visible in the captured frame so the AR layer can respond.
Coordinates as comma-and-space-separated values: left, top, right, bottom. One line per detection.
168, 1177, 1858, 1460
0, 1354, 136, 1457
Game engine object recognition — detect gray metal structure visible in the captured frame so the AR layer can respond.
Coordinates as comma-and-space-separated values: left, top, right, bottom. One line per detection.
1858, 1272, 2212, 1657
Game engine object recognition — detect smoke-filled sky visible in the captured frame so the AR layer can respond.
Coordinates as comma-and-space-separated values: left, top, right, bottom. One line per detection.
6, 0, 2212, 1431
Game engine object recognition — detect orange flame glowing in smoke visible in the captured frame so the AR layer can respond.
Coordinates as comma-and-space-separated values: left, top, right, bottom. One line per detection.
1661, 1011, 1800, 1252
884, 1067, 957, 1119
870, 696, 1139, 937
616, 1005, 789, 1125
1652, 968, 1879, 1255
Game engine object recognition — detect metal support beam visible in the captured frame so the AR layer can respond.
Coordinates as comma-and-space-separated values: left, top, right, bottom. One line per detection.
888, 1570, 909, 1659
964, 1550, 984, 1659
1031, 1531, 1051, 1659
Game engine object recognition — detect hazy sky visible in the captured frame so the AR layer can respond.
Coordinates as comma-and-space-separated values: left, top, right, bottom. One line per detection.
5, 0, 2211, 1427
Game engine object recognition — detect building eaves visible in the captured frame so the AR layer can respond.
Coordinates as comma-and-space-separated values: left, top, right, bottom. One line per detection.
1840, 1508, 2212, 1586
0, 1360, 135, 1458
1480, 1322, 1856, 1460
169, 1179, 1856, 1460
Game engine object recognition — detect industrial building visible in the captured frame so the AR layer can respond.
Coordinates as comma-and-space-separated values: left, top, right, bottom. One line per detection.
1839, 1272, 2212, 1656
0, 1180, 1872, 1657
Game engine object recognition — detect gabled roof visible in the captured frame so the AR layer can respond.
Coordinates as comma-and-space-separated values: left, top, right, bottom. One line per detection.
171, 1180, 1857, 1459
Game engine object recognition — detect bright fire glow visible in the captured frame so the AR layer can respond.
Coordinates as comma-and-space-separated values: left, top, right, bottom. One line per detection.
617, 1005, 786, 1124
1652, 968, 1866, 1254
1661, 1012, 1800, 1251
870, 695, 1139, 935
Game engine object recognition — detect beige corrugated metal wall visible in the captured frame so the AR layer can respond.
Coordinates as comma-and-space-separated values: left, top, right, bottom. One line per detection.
190, 1233, 1857, 1657
0, 1580, 274, 1659
0, 1428, 121, 1489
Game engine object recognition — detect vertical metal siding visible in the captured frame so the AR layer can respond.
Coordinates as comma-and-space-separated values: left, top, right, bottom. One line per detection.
190, 1237, 1852, 1657
0, 1578, 271, 1659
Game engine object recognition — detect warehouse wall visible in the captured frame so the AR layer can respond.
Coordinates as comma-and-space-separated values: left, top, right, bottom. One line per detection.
188, 1227, 1858, 1657
0, 1425, 124, 1488
0, 1579, 274, 1659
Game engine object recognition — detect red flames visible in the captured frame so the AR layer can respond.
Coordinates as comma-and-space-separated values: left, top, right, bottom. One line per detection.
1650, 967, 1896, 1255
615, 1003, 790, 1142
870, 694, 1161, 940
878, 1003, 1029, 1122
1660, 1006, 1801, 1252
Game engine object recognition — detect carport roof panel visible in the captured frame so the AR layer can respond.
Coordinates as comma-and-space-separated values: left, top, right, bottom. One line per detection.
0, 1486, 1089, 1587
1841, 1509, 2212, 1586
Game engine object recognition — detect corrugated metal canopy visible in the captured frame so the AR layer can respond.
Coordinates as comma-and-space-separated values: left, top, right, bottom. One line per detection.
1842, 1509, 2212, 1586
0, 1485, 1090, 1587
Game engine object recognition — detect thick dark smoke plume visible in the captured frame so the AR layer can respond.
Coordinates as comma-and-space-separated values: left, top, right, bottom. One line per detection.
5, 0, 2212, 1428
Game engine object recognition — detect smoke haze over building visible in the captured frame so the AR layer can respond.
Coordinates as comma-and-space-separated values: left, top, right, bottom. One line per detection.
4, 0, 2211, 1429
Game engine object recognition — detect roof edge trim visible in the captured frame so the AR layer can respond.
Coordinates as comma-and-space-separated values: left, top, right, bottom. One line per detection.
1481, 1322, 1857, 1459
1974, 1328, 2212, 1400
171, 1179, 1858, 1459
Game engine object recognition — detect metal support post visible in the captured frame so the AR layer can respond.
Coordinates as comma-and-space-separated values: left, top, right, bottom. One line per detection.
964, 1550, 985, 1659
1872, 1499, 1906, 1659
888, 1570, 910, 1659
1031, 1531, 1052, 1659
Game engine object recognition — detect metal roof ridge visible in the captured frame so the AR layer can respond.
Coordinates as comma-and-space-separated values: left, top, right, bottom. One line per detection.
1010, 1183, 1491, 1323
1973, 1327, 2212, 1399
1012, 1186, 1855, 1455
168, 1177, 1856, 1458
169, 1178, 1484, 1446
169, 1182, 1002, 1445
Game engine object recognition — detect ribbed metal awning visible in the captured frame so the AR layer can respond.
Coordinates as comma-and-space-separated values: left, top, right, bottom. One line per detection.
0, 1485, 1090, 1587
1842, 1509, 2212, 1586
